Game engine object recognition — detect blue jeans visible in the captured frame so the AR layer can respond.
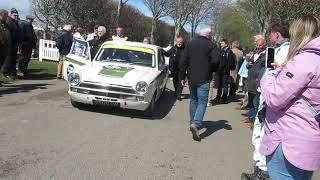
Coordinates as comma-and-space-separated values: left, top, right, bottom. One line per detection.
248, 94, 260, 121
266, 144, 314, 180
189, 83, 209, 128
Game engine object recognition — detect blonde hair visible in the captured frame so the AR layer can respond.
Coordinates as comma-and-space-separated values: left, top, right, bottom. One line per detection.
285, 16, 320, 64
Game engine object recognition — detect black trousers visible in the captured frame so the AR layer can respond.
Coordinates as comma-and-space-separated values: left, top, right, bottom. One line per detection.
229, 81, 237, 98
0, 46, 8, 70
172, 70, 183, 97
2, 46, 18, 76
216, 72, 229, 100
18, 47, 32, 74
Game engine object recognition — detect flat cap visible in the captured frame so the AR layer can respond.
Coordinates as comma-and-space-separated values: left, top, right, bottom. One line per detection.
10, 8, 18, 14
26, 15, 35, 20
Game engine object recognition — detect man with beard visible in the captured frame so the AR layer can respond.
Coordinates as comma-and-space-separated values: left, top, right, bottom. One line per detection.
2, 8, 21, 80
164, 36, 185, 100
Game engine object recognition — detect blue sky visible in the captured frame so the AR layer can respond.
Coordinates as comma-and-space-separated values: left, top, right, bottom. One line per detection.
0, 0, 179, 28
0, 0, 31, 19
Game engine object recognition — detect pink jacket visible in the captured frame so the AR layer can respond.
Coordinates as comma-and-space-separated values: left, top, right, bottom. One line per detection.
260, 36, 320, 171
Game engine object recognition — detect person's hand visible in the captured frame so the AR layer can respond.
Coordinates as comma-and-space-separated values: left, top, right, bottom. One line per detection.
181, 80, 187, 87
271, 62, 283, 72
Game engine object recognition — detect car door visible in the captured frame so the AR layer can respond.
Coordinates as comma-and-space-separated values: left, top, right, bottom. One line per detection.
63, 38, 91, 80
157, 49, 169, 93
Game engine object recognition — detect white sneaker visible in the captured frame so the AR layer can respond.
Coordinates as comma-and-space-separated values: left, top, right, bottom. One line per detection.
17, 71, 24, 77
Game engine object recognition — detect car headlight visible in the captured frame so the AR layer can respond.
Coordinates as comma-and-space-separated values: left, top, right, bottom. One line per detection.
68, 72, 81, 86
135, 81, 148, 94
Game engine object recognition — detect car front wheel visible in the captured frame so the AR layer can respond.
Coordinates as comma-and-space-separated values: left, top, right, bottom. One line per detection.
145, 93, 156, 118
70, 99, 83, 108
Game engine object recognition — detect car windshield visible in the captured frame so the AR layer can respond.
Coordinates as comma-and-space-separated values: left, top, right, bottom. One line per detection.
95, 45, 155, 67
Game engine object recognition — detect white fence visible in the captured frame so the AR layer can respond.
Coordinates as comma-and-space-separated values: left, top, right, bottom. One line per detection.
38, 39, 60, 62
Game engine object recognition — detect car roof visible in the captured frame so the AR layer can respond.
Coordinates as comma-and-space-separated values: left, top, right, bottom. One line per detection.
101, 41, 161, 51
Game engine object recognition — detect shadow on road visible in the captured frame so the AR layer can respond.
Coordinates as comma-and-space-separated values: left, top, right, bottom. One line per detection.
23, 69, 56, 80
199, 120, 232, 139
0, 83, 52, 97
78, 88, 176, 120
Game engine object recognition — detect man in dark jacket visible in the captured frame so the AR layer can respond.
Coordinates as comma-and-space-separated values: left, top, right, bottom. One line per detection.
18, 15, 37, 76
56, 24, 73, 79
164, 36, 185, 100
2, 8, 21, 79
0, 9, 10, 84
89, 26, 108, 58
213, 39, 236, 104
180, 28, 219, 141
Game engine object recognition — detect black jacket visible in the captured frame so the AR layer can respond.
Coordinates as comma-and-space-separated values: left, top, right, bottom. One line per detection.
164, 45, 185, 72
217, 47, 236, 74
0, 20, 11, 57
56, 30, 73, 55
247, 52, 266, 94
180, 36, 219, 84
89, 35, 109, 58
6, 17, 21, 48
19, 21, 37, 49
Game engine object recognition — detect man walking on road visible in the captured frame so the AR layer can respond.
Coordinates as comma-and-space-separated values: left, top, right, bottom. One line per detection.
180, 28, 219, 141
164, 36, 185, 100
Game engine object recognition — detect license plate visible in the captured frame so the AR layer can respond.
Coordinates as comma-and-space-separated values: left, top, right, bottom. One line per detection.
93, 100, 120, 107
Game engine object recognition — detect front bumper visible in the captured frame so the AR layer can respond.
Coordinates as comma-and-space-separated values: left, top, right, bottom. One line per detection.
69, 91, 150, 111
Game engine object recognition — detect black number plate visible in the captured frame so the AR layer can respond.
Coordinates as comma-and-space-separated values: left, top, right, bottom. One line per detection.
93, 100, 120, 107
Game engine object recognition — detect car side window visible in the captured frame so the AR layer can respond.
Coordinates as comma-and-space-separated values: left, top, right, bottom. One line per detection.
70, 39, 91, 60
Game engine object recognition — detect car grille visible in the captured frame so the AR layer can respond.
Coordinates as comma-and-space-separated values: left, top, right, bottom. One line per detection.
75, 88, 136, 100
79, 83, 136, 94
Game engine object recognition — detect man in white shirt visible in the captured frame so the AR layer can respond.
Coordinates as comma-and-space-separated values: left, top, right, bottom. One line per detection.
86, 25, 99, 42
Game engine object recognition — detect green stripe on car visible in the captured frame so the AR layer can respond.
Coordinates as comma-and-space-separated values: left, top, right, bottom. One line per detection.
99, 67, 133, 77
66, 58, 86, 66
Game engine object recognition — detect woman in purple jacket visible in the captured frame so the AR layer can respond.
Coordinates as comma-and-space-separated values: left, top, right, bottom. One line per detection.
260, 16, 320, 179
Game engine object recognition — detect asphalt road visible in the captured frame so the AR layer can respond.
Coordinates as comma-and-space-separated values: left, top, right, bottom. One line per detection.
0, 79, 319, 180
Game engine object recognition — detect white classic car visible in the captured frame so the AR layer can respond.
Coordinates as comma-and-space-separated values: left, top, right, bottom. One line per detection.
63, 39, 169, 116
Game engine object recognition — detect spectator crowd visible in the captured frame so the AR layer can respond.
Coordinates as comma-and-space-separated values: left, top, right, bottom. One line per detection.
0, 8, 37, 86
1, 6, 320, 180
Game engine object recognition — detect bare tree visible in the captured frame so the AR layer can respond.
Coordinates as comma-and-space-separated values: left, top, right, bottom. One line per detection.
32, 0, 64, 39
169, 0, 195, 41
116, 0, 130, 27
187, 0, 220, 39
143, 0, 171, 44
241, 0, 271, 34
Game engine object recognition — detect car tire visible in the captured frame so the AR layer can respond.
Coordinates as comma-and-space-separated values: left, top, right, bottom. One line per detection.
71, 99, 82, 108
145, 93, 156, 118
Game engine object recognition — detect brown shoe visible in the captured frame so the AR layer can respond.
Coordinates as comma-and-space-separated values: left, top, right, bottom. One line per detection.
240, 118, 251, 124
190, 124, 201, 141
241, 111, 249, 116
247, 122, 254, 129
